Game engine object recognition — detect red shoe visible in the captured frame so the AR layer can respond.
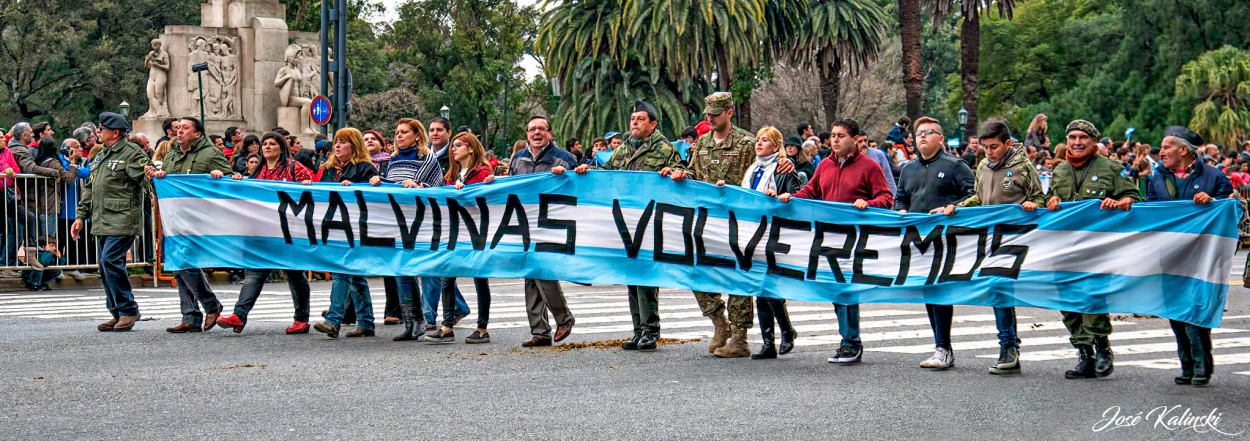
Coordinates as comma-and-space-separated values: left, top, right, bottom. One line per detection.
286, 321, 310, 335
217, 314, 245, 333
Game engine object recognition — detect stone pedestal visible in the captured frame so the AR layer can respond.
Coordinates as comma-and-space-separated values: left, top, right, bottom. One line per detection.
277, 108, 304, 136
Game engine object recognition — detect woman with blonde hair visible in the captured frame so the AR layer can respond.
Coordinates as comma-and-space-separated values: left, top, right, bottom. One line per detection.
740, 126, 802, 359
425, 132, 496, 344
1025, 113, 1050, 151
307, 127, 379, 339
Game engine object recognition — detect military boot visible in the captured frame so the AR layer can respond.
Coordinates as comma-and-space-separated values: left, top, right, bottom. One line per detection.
1065, 345, 1096, 379
751, 326, 777, 360
714, 326, 751, 358
707, 313, 731, 354
393, 304, 423, 342
1093, 336, 1114, 378
636, 331, 659, 351
622, 332, 641, 350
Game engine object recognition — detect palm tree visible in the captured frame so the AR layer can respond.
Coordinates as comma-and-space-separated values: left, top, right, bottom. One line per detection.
929, 0, 1016, 138
1176, 46, 1250, 148
793, 0, 890, 128
900, 0, 924, 121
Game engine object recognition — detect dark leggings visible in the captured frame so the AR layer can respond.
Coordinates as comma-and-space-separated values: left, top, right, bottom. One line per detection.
926, 304, 954, 350
383, 276, 400, 318
442, 277, 491, 329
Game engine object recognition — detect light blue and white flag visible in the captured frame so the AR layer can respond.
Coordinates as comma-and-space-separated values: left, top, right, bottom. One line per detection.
154, 172, 1242, 328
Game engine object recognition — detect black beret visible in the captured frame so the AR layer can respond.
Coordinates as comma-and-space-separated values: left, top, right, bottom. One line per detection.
1163, 125, 1204, 147
633, 100, 658, 121
98, 112, 129, 131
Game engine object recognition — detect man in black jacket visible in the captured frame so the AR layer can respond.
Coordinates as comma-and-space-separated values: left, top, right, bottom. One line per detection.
893, 116, 975, 370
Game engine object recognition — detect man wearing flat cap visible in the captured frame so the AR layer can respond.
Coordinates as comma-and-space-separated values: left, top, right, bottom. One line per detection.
558, 99, 684, 351
1144, 125, 1233, 386
664, 91, 794, 358
72, 112, 148, 332
1045, 119, 1140, 380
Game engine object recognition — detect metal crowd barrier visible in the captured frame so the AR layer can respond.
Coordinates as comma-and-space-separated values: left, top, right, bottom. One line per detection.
1, 173, 156, 278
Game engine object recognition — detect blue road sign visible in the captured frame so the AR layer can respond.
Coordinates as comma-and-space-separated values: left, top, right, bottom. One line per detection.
310, 95, 332, 126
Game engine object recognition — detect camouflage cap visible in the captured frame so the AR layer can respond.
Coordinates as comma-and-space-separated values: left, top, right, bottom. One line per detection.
702, 92, 733, 115
1065, 119, 1100, 138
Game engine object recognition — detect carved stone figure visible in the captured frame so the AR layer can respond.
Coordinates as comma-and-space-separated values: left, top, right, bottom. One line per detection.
187, 37, 210, 114
142, 39, 170, 117
218, 43, 239, 117
275, 44, 316, 134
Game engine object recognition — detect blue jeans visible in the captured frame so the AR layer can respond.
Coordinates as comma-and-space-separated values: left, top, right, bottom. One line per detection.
994, 307, 1021, 348
97, 236, 138, 318
834, 303, 860, 348
926, 304, 954, 350
396, 276, 420, 305
422, 276, 467, 324
325, 274, 373, 331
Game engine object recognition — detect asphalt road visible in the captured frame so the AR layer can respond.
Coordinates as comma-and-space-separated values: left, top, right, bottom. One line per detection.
2, 259, 1249, 439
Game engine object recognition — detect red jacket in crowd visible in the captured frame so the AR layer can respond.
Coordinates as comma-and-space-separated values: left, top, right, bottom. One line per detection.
792, 151, 894, 207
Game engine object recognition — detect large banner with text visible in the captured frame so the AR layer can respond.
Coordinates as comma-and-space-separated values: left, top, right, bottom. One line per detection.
154, 172, 1242, 328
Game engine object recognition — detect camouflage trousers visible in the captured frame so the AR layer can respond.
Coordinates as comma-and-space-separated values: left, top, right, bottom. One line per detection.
694, 291, 753, 329
1061, 311, 1112, 346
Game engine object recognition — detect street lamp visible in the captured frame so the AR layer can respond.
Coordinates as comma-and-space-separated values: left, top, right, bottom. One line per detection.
549, 76, 561, 118
118, 100, 130, 119
440, 105, 450, 120
958, 107, 969, 150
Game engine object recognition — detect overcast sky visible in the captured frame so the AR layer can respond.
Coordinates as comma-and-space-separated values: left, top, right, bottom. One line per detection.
375, 0, 544, 79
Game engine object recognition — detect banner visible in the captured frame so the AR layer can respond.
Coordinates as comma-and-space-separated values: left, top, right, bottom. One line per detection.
154, 172, 1242, 328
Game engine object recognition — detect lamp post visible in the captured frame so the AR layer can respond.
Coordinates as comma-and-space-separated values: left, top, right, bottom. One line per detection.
118, 100, 131, 119
958, 107, 968, 151
191, 62, 209, 123
549, 76, 561, 121
498, 73, 510, 157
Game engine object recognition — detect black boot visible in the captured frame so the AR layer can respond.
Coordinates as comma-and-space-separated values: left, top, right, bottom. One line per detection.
392, 304, 424, 342
622, 332, 641, 350
775, 307, 797, 355
1065, 345, 1096, 379
636, 331, 659, 351
752, 326, 777, 360
1093, 336, 1114, 378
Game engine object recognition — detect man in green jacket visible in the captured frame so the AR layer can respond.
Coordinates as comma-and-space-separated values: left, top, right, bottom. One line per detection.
147, 117, 232, 333
71, 112, 148, 332
558, 99, 685, 351
1044, 119, 1140, 380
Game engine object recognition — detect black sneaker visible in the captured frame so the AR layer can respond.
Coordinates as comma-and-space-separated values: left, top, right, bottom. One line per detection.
424, 327, 455, 344
989, 346, 1021, 375
827, 345, 862, 364
465, 330, 490, 344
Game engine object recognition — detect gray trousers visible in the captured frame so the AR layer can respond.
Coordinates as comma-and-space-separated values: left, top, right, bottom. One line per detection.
175, 268, 221, 327
524, 279, 573, 338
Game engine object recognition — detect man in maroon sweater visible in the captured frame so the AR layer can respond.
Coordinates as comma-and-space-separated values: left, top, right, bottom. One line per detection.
779, 118, 892, 364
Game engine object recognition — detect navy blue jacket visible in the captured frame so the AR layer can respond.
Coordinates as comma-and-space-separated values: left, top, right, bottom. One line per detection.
1144, 161, 1234, 202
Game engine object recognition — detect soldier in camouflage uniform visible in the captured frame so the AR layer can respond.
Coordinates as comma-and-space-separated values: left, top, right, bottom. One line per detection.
563, 100, 684, 351
1045, 119, 1140, 380
665, 92, 794, 358
71, 112, 149, 332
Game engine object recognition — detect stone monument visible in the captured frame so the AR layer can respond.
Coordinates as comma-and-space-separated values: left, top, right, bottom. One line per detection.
133, 0, 321, 144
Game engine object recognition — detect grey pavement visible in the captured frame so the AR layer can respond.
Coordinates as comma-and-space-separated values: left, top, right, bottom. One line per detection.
2, 259, 1249, 439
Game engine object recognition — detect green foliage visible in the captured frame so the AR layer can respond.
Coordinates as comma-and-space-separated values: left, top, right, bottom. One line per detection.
1175, 46, 1250, 148
0, 0, 198, 126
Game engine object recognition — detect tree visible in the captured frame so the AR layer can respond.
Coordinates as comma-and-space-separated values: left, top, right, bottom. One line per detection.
899, 0, 924, 121
928, 0, 1016, 140
794, 0, 889, 128
1175, 46, 1250, 148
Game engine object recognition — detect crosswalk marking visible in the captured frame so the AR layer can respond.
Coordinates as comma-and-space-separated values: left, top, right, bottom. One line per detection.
6, 286, 1250, 379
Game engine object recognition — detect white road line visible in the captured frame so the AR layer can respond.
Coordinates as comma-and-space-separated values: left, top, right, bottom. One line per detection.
999, 337, 1250, 361
874, 328, 1244, 354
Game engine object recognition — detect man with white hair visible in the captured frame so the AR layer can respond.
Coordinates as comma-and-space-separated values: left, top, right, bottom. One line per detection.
130, 133, 152, 157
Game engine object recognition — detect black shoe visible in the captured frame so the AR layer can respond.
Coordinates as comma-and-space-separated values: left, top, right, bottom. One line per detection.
636, 332, 659, 351
779, 327, 796, 355
424, 327, 455, 344
751, 340, 777, 360
827, 345, 862, 364
1093, 337, 1114, 378
621, 333, 641, 350
1064, 345, 1097, 379
465, 330, 490, 344
1192, 375, 1212, 386
36, 285, 51, 291
989, 346, 1021, 375
1175, 375, 1193, 385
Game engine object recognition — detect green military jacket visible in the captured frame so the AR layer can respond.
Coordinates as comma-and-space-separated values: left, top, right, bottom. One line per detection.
77, 139, 148, 236
687, 125, 755, 184
602, 130, 684, 172
163, 135, 231, 175
961, 147, 1046, 207
1049, 154, 1140, 202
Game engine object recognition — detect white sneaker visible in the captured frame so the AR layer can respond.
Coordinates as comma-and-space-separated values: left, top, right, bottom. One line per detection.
920, 347, 954, 369
64, 270, 87, 281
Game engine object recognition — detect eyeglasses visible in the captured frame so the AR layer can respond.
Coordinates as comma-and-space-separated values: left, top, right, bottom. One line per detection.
526, 127, 549, 133
917, 129, 941, 137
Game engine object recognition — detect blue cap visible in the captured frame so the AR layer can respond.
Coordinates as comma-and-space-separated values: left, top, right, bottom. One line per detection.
605, 131, 621, 140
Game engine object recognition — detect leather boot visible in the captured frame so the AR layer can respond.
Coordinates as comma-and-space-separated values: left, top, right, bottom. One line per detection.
751, 326, 777, 360
714, 327, 751, 358
113, 314, 140, 332
393, 304, 420, 342
708, 313, 731, 354
1093, 336, 1114, 378
636, 331, 659, 351
1064, 345, 1096, 379
775, 308, 797, 355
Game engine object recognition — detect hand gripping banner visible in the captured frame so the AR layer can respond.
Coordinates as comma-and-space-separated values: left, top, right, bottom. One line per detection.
154, 172, 1242, 328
